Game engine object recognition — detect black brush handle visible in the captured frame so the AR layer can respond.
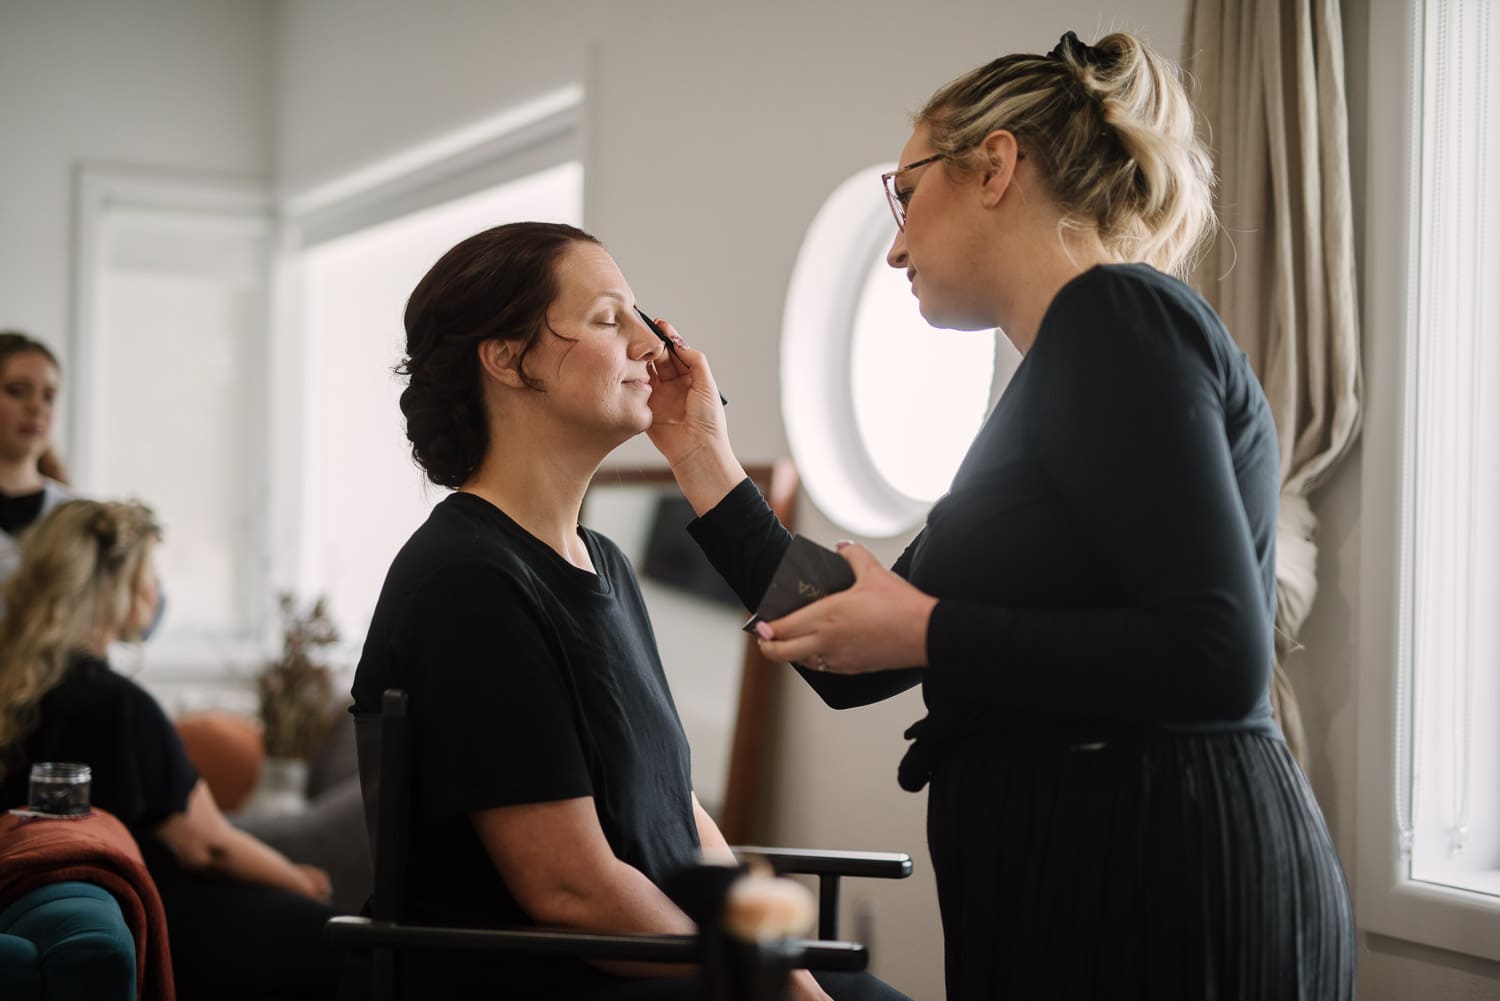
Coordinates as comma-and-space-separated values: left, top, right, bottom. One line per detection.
636, 306, 728, 406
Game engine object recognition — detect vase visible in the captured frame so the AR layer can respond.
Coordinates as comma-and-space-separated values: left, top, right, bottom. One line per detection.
242, 756, 309, 817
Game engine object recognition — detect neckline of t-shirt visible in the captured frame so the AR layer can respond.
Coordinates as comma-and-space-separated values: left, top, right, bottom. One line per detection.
63, 650, 118, 682
446, 492, 613, 596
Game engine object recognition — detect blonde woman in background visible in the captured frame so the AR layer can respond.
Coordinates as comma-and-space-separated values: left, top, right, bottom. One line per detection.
0, 331, 71, 585
0, 500, 340, 1000
647, 30, 1356, 1000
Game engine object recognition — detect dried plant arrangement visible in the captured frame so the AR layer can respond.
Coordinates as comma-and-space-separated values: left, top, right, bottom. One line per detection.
257, 593, 338, 760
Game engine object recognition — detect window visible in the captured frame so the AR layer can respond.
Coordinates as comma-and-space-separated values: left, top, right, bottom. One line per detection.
73, 168, 273, 674
296, 163, 583, 644
849, 254, 999, 502
277, 86, 582, 653
1357, 0, 1500, 961
782, 166, 1017, 537
1402, 0, 1500, 896
66, 93, 583, 708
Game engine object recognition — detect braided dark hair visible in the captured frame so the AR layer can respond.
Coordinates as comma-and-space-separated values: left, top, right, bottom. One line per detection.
397, 222, 601, 488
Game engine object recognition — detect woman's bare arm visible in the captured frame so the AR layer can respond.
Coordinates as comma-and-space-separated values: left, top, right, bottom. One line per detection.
471, 795, 696, 977
154, 780, 329, 901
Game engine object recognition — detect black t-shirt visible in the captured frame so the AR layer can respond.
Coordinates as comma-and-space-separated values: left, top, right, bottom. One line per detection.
0, 654, 199, 845
0, 488, 46, 537
352, 492, 699, 996
690, 264, 1281, 772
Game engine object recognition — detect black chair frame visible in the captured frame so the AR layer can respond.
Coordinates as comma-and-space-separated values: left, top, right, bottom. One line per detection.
326, 689, 912, 1001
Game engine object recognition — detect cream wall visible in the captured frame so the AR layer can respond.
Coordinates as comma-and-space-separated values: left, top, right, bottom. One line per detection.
0, 0, 273, 379
8, 0, 1500, 997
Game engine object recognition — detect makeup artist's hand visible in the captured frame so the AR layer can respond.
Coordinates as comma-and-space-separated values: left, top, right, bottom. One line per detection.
645, 319, 727, 453
754, 542, 937, 674
645, 319, 746, 515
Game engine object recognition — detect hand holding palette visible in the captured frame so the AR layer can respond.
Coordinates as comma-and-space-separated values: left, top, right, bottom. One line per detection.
743, 534, 855, 634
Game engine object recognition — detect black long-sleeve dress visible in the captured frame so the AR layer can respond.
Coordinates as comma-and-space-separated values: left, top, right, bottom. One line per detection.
689, 264, 1356, 1000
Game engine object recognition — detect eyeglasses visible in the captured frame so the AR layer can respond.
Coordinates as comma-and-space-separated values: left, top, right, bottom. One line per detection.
881, 148, 1027, 230
881, 153, 946, 231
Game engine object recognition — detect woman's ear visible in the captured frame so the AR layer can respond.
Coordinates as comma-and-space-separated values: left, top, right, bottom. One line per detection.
978, 129, 1021, 208
477, 339, 527, 389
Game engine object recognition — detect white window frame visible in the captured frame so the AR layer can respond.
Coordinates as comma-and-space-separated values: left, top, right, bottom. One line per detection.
781, 166, 1007, 538
72, 165, 274, 492
1355, 0, 1500, 960
66, 89, 583, 701
273, 86, 583, 663
71, 164, 276, 684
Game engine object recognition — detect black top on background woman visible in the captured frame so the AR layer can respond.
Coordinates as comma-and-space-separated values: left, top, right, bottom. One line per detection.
0, 331, 71, 586
644, 30, 1356, 1001
0, 499, 338, 1001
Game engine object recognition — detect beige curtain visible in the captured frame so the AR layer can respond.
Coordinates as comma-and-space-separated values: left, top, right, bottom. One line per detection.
1184, 0, 1362, 771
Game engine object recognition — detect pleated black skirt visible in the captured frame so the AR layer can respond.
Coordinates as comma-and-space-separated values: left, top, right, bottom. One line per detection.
925, 730, 1355, 1001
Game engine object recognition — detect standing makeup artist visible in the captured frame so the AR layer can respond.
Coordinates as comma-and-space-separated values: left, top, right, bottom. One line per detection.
646, 30, 1356, 1000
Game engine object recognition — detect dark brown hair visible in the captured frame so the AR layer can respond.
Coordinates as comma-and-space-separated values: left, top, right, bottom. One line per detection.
0, 331, 61, 375
398, 222, 601, 488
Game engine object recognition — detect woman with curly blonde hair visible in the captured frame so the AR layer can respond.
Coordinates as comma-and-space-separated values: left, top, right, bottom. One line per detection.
0, 499, 340, 1001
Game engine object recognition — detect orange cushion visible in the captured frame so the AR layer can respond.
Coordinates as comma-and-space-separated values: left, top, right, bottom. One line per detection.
175, 711, 264, 812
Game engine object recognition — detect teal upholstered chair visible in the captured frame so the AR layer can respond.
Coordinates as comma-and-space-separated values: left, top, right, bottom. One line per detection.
0, 881, 137, 1001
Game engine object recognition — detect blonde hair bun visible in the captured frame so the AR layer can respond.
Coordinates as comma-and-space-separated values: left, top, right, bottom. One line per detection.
918, 30, 1216, 276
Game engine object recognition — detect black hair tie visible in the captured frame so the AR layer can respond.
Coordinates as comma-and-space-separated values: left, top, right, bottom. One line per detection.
1049, 30, 1116, 71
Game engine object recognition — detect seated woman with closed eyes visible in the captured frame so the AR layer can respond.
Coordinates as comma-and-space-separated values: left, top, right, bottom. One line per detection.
351, 222, 910, 1001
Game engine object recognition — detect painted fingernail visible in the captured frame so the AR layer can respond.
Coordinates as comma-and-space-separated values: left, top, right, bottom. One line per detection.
754, 622, 774, 640
835, 540, 852, 551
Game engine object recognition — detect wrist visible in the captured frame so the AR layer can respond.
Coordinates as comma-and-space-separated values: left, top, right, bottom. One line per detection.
671, 442, 745, 515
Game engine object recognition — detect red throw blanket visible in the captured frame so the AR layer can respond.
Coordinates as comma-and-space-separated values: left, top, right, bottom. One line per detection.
0, 807, 174, 1001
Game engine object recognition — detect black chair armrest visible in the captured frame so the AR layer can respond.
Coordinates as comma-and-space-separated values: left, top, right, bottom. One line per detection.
325, 916, 867, 972
732, 847, 913, 881
327, 915, 698, 962
730, 847, 912, 940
